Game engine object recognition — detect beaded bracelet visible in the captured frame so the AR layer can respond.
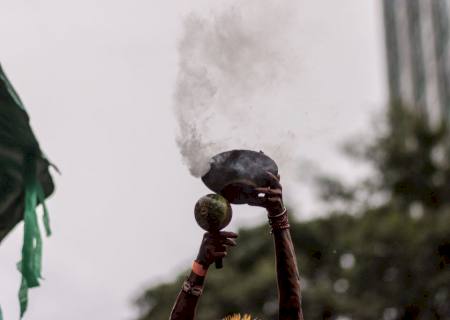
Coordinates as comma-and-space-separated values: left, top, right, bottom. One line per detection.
268, 207, 290, 233
182, 280, 203, 297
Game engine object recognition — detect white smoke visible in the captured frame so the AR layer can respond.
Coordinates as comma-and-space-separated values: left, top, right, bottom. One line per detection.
174, 0, 300, 177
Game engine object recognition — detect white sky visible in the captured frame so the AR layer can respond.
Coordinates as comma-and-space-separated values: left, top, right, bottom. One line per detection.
0, 1, 386, 319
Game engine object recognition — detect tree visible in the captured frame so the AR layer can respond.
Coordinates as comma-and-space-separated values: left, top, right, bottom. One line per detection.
135, 105, 450, 319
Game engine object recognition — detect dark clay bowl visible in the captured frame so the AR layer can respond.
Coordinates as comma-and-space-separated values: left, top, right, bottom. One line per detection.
201, 150, 278, 204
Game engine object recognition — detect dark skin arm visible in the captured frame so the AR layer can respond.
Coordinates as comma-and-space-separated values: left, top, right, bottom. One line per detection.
169, 173, 302, 320
169, 271, 205, 320
169, 231, 238, 320
251, 172, 304, 320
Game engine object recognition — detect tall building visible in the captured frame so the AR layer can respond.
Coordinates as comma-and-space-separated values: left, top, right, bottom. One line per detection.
382, 0, 450, 125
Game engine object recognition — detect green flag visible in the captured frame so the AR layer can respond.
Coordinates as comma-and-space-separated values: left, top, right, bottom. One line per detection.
0, 64, 55, 317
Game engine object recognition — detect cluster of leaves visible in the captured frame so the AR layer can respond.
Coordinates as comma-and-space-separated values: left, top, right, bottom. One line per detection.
318, 104, 450, 211
135, 105, 450, 320
136, 210, 450, 320
364, 103, 449, 210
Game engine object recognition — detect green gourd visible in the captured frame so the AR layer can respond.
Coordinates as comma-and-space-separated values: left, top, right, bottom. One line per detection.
194, 194, 232, 268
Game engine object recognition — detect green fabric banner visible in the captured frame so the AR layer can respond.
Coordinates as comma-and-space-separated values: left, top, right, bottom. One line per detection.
0, 64, 55, 317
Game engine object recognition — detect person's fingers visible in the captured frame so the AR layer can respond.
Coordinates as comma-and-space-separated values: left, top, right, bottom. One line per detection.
218, 231, 238, 238
205, 232, 232, 240
248, 197, 267, 207
267, 171, 280, 181
268, 197, 282, 203
213, 252, 227, 258
247, 200, 264, 207
248, 192, 266, 201
205, 243, 216, 252
221, 238, 237, 247
254, 187, 282, 196
266, 171, 282, 189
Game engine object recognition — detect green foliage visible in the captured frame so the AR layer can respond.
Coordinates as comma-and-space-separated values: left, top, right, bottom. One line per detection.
135, 104, 450, 320
136, 211, 450, 320
349, 104, 449, 210
369, 104, 450, 209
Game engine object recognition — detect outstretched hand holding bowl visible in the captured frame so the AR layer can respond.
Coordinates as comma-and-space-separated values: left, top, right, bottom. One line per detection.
247, 171, 285, 215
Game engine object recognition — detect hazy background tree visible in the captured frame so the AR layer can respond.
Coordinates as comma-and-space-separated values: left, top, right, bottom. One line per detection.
135, 105, 450, 320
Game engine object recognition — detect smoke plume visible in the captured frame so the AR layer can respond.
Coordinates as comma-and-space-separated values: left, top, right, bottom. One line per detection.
174, 0, 300, 177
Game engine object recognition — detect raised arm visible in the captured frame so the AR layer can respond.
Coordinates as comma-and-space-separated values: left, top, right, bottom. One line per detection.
170, 231, 237, 320
269, 210, 303, 320
251, 173, 304, 320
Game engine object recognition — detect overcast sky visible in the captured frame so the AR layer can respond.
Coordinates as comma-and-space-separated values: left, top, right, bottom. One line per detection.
0, 1, 385, 319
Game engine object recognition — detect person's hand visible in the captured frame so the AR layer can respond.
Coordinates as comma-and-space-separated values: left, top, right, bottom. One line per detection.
247, 171, 285, 215
196, 231, 238, 268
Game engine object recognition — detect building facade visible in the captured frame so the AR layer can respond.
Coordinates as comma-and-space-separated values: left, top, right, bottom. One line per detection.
383, 0, 450, 125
